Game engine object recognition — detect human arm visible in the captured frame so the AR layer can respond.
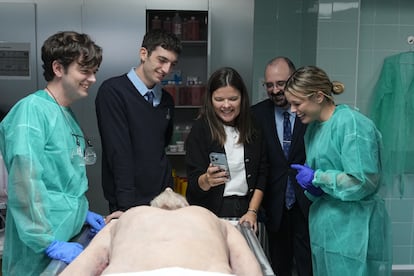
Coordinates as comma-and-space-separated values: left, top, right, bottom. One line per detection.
162, 89, 175, 147
239, 124, 267, 232
306, 110, 381, 201
197, 164, 229, 191
223, 220, 262, 276
0, 153, 7, 200
104, 210, 124, 224
185, 119, 226, 203
239, 189, 263, 233
290, 164, 324, 197
85, 210, 105, 233
59, 220, 116, 275
45, 241, 84, 264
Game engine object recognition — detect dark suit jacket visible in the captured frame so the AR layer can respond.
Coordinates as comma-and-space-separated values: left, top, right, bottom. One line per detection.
185, 117, 268, 214
251, 99, 311, 231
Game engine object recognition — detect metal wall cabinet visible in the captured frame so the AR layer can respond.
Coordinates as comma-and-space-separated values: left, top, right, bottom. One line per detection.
146, 0, 254, 91
145, 9, 209, 195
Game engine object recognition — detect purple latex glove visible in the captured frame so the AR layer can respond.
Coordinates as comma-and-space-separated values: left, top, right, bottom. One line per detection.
85, 210, 105, 233
45, 241, 83, 264
291, 164, 324, 196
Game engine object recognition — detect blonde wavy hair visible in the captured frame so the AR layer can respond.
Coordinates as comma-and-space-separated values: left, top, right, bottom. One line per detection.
284, 65, 344, 103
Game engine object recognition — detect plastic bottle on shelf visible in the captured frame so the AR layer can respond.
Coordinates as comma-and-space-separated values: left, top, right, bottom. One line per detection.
163, 81, 176, 103
181, 177, 188, 196
182, 17, 189, 40
172, 12, 182, 39
175, 124, 185, 153
171, 124, 183, 145
175, 176, 182, 194
172, 169, 179, 192
190, 81, 205, 106
163, 17, 172, 33
178, 86, 191, 106
151, 16, 162, 30
187, 16, 200, 40
183, 124, 191, 142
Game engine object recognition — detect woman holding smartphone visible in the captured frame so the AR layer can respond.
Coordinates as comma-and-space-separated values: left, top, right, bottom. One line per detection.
185, 67, 268, 231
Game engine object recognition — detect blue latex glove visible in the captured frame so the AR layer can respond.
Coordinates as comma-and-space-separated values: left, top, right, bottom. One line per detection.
45, 241, 84, 264
85, 210, 105, 233
291, 164, 323, 196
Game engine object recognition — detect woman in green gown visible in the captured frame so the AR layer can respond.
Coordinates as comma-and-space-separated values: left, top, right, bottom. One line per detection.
285, 66, 392, 276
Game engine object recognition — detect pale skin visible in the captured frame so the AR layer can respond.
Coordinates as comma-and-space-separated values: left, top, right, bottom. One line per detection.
46, 59, 99, 106
285, 90, 336, 124
264, 58, 292, 108
136, 45, 178, 89
60, 206, 262, 276
196, 86, 263, 232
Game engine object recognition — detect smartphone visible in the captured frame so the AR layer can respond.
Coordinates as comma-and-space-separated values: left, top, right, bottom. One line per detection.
209, 152, 231, 180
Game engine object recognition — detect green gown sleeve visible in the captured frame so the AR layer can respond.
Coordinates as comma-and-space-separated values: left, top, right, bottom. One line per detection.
307, 106, 382, 201
4, 100, 56, 252
1, 93, 89, 254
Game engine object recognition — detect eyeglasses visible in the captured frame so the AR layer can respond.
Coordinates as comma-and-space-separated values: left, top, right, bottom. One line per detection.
263, 81, 287, 90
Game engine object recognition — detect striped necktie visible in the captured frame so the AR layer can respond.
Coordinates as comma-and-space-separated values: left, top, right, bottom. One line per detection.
146, 91, 154, 106
283, 111, 296, 209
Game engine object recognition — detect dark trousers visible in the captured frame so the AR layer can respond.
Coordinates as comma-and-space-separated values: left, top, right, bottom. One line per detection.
266, 203, 313, 276
217, 195, 249, 218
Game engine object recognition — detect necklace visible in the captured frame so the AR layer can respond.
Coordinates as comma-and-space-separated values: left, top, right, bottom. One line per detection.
45, 87, 97, 165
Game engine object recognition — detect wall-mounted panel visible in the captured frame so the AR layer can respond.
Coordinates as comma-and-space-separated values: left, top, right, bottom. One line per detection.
0, 3, 37, 112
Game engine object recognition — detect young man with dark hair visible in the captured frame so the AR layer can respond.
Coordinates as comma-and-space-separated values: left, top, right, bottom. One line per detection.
96, 29, 182, 213
0, 31, 104, 276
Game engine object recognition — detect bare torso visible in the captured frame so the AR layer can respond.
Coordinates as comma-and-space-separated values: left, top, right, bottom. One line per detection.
61, 205, 262, 276
102, 206, 233, 274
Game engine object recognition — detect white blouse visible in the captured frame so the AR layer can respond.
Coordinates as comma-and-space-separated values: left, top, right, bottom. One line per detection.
223, 125, 248, 196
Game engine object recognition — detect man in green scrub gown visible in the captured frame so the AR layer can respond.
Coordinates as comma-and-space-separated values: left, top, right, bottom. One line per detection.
0, 31, 104, 276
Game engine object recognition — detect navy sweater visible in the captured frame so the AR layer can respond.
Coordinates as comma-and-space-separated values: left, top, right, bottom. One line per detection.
95, 74, 174, 211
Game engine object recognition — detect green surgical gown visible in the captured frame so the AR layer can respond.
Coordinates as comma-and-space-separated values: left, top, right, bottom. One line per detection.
0, 90, 89, 276
370, 52, 414, 195
305, 104, 392, 276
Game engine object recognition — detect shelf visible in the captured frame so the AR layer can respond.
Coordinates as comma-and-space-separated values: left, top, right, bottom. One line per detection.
146, 10, 208, 42
175, 105, 201, 109
166, 151, 186, 156
148, 8, 208, 178
181, 40, 207, 45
